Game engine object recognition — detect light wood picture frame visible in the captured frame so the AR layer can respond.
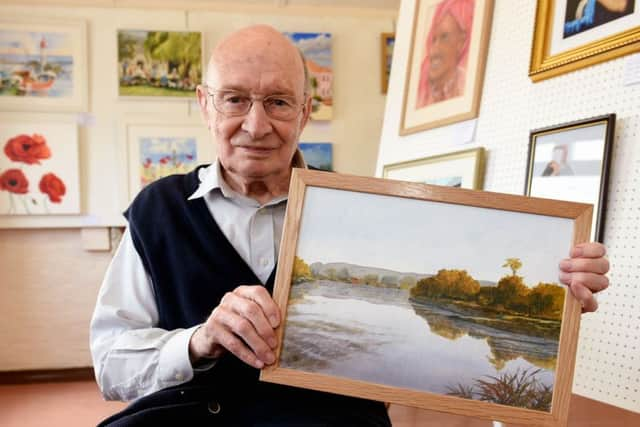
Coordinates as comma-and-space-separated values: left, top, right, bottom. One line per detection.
383, 147, 485, 189
529, 0, 640, 82
381, 32, 395, 94
400, 0, 494, 135
525, 114, 615, 243
0, 18, 88, 112
261, 169, 592, 426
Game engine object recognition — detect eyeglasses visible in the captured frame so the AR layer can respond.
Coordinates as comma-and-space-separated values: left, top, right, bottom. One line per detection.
206, 89, 306, 121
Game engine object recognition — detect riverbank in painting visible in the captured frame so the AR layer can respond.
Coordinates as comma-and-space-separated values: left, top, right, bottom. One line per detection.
280, 275, 562, 411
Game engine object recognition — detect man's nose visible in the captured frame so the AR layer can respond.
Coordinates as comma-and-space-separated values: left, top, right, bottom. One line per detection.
241, 100, 273, 139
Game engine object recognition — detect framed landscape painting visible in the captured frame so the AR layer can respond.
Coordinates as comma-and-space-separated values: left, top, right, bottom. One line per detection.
117, 29, 202, 98
383, 147, 485, 189
299, 142, 333, 171
0, 19, 87, 112
0, 122, 80, 215
381, 32, 395, 94
284, 32, 332, 121
401, 0, 494, 135
126, 123, 215, 200
530, 0, 640, 81
261, 169, 592, 426
525, 114, 615, 242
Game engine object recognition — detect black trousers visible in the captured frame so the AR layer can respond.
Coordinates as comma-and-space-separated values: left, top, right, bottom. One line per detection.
97, 383, 392, 427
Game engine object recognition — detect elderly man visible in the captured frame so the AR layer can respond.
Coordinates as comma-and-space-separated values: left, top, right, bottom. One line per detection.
91, 25, 609, 426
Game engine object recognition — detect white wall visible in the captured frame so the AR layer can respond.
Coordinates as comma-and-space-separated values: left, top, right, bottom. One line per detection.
0, 2, 396, 228
377, 0, 640, 413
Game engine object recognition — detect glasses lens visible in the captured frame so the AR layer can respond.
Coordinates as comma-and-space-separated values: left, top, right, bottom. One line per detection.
214, 91, 251, 115
264, 96, 298, 120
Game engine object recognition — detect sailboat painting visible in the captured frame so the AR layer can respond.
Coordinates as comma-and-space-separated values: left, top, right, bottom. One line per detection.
0, 19, 87, 111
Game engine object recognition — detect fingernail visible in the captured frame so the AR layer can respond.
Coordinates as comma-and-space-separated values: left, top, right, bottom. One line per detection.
255, 360, 264, 369
265, 352, 275, 364
269, 338, 277, 348
559, 259, 572, 271
573, 246, 584, 257
559, 271, 571, 283
270, 316, 279, 327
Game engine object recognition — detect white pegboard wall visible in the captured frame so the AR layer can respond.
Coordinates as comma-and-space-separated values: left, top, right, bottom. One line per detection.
474, 1, 640, 413
378, 0, 640, 413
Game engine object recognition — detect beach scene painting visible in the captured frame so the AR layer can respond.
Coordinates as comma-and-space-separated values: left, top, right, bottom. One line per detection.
0, 20, 87, 111
284, 32, 332, 121
279, 185, 576, 414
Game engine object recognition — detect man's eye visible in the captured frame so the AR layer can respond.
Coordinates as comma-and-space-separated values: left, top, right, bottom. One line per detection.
225, 96, 247, 104
268, 98, 293, 108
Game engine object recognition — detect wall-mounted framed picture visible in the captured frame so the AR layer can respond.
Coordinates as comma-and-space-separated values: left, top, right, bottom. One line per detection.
0, 121, 80, 215
529, 0, 640, 81
299, 142, 333, 171
381, 32, 395, 94
261, 169, 591, 427
0, 18, 88, 112
383, 147, 485, 189
400, 0, 494, 135
117, 29, 203, 99
126, 122, 215, 200
284, 32, 333, 121
525, 114, 615, 242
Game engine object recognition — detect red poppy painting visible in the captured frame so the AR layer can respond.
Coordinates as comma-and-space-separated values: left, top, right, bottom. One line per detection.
0, 123, 80, 215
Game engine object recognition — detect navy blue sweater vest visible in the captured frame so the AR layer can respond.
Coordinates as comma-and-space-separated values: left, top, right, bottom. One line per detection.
123, 166, 391, 425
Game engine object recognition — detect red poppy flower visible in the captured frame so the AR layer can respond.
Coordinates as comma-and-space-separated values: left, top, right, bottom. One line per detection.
4, 134, 52, 165
159, 157, 169, 164
39, 172, 66, 203
0, 169, 29, 194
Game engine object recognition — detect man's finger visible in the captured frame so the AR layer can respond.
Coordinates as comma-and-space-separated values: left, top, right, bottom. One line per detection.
216, 309, 275, 365
214, 326, 266, 369
571, 242, 606, 258
559, 256, 610, 275
232, 297, 278, 349
570, 282, 598, 313
234, 285, 281, 327
559, 271, 609, 293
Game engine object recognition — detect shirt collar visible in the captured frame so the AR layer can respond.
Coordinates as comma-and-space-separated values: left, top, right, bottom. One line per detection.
187, 148, 307, 202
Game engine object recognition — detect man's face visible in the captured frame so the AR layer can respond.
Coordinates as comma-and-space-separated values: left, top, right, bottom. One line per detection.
428, 13, 466, 83
198, 43, 310, 181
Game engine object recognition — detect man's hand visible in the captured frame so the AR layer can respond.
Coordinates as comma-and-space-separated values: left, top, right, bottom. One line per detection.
559, 242, 610, 313
189, 285, 280, 369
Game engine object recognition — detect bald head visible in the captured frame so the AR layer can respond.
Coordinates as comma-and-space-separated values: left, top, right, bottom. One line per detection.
206, 25, 309, 97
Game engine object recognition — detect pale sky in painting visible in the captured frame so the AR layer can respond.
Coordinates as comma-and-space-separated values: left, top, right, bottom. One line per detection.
295, 186, 575, 286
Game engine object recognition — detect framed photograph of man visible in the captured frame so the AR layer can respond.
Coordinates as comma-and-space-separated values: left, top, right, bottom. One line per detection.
400, 0, 494, 135
260, 169, 592, 426
525, 114, 615, 242
529, 0, 640, 81
383, 147, 485, 189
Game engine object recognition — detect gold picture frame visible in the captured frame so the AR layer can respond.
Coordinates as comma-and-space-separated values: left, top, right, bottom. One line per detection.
381, 32, 395, 94
261, 169, 592, 426
529, 0, 640, 82
400, 0, 494, 135
383, 147, 485, 189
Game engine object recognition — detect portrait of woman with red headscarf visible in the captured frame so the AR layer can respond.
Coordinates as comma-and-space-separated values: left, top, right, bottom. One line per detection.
416, 0, 475, 108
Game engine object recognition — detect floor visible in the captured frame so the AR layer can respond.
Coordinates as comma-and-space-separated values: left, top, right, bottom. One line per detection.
0, 381, 638, 426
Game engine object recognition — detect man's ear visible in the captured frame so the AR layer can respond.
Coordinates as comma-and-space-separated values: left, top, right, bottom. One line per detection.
196, 85, 212, 129
300, 96, 313, 129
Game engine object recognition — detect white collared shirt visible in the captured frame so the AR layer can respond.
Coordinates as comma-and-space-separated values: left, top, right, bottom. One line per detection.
90, 153, 306, 401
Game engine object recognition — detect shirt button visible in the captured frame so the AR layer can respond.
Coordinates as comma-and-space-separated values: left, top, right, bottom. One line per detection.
175, 372, 185, 381
260, 258, 269, 267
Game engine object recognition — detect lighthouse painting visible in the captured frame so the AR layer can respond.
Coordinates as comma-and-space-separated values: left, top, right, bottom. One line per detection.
0, 20, 87, 112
